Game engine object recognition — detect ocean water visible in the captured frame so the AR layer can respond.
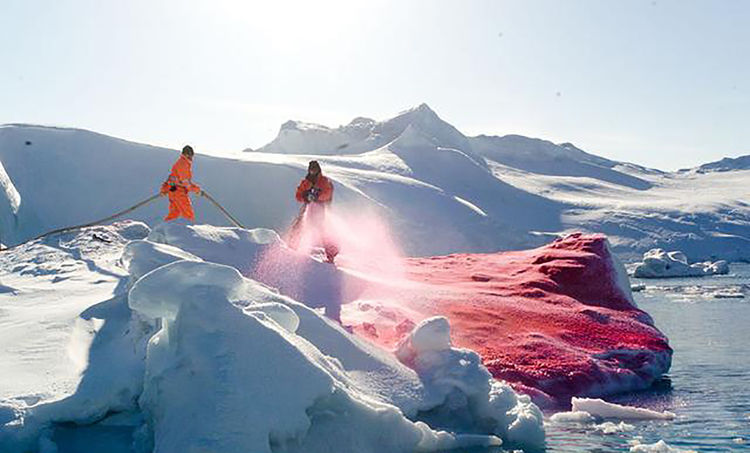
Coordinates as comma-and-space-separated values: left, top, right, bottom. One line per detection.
542, 263, 750, 452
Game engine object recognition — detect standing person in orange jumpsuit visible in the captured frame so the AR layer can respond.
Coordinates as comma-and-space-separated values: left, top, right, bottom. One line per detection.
295, 160, 338, 263
160, 145, 201, 222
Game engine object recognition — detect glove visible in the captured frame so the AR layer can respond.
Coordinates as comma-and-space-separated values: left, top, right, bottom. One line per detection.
307, 187, 320, 202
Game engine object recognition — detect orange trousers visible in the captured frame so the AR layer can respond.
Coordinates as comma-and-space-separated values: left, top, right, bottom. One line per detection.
165, 190, 195, 221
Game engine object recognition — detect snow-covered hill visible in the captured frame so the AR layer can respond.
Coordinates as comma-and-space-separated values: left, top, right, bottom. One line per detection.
688, 154, 750, 173
1, 103, 749, 262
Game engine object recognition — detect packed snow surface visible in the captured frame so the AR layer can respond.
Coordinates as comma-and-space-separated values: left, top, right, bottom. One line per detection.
632, 248, 729, 278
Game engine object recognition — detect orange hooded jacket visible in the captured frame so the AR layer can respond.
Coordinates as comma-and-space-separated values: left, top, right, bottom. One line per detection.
161, 154, 200, 221
295, 174, 333, 203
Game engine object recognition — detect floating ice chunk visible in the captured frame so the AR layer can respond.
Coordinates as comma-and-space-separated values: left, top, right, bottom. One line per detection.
629, 439, 697, 452
572, 397, 675, 420
705, 260, 729, 275
549, 410, 596, 423
594, 421, 635, 434
713, 290, 744, 299
549, 411, 634, 434
631, 284, 646, 292
633, 248, 729, 278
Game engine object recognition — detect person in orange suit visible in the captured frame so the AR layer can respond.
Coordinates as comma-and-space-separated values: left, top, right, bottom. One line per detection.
295, 160, 338, 263
160, 145, 201, 221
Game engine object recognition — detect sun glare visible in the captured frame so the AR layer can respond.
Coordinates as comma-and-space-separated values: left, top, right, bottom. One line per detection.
223, 0, 371, 52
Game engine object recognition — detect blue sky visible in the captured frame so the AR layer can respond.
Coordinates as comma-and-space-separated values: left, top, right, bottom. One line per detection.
1, 0, 748, 170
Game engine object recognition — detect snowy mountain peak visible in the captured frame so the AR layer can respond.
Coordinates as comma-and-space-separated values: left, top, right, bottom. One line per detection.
279, 120, 330, 133
257, 103, 475, 157
396, 103, 439, 120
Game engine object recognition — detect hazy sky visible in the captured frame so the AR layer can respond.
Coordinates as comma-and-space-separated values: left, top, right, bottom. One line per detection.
1, 0, 748, 170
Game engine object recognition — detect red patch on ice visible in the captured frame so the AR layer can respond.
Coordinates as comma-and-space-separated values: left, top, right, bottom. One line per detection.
341, 233, 672, 407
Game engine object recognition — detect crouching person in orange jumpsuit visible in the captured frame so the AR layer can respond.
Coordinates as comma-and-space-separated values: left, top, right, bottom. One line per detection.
160, 145, 201, 221
295, 160, 339, 263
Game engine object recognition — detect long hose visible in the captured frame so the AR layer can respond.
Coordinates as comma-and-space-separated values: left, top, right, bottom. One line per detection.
200, 190, 246, 229
0, 189, 246, 252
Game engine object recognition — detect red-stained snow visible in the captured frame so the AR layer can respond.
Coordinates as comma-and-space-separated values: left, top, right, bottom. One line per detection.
341, 233, 672, 407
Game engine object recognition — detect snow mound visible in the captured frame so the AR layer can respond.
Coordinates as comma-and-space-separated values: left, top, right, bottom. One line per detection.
633, 248, 730, 278
147, 221, 281, 271
147, 222, 366, 319
397, 316, 452, 358
126, 228, 427, 414
128, 260, 515, 453
396, 317, 545, 449
572, 397, 675, 420
120, 239, 201, 282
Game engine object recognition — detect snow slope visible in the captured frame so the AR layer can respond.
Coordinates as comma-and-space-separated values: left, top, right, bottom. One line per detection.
2, 103, 748, 262
0, 122, 548, 256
